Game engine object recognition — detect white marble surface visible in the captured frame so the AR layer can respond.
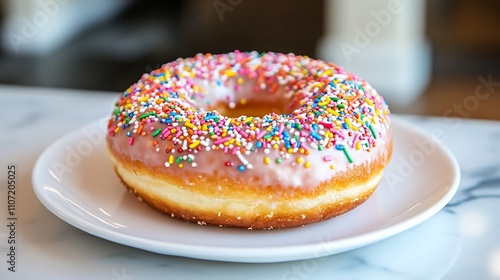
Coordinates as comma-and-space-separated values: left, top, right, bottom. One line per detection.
1, 85, 499, 279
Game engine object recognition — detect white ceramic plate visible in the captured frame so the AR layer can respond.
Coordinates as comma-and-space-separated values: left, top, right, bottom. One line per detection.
32, 116, 460, 263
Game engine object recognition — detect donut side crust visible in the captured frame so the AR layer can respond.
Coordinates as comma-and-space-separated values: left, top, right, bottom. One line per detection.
106, 139, 392, 229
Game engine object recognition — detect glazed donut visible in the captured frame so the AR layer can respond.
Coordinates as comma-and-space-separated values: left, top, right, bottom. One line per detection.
106, 51, 392, 229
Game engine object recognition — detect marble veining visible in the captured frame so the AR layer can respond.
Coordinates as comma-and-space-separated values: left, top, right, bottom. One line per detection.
1, 87, 500, 279
448, 173, 500, 208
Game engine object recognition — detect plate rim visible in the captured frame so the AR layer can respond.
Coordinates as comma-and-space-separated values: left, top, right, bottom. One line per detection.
32, 115, 461, 263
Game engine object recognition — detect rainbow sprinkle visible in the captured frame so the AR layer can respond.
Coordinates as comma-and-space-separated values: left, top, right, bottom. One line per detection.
108, 51, 390, 171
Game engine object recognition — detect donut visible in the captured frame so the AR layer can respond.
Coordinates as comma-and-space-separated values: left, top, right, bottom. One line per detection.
106, 51, 392, 229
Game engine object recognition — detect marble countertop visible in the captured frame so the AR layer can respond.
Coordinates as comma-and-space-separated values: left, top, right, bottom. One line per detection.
1, 85, 500, 280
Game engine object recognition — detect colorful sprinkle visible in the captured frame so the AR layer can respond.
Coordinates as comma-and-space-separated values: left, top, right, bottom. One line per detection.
264, 157, 271, 164
368, 123, 378, 139
342, 147, 353, 163
152, 128, 162, 137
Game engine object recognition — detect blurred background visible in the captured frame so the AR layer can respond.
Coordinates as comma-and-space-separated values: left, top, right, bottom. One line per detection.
0, 0, 499, 119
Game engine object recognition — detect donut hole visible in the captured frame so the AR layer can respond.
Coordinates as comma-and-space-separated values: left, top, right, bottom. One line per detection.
200, 79, 298, 118
209, 98, 293, 118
